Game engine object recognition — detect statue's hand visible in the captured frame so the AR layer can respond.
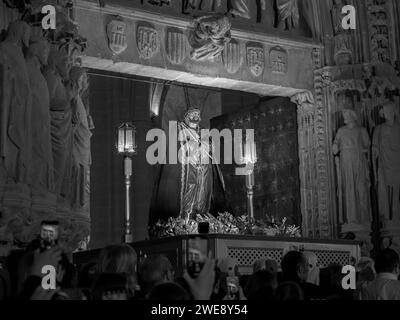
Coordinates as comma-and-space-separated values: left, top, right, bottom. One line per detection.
332, 144, 339, 155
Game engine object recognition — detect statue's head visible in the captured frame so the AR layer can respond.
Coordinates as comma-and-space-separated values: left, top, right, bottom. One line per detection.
380, 102, 396, 123
342, 109, 358, 125
7, 20, 31, 48
48, 46, 72, 80
28, 35, 50, 66
184, 108, 201, 129
69, 66, 88, 92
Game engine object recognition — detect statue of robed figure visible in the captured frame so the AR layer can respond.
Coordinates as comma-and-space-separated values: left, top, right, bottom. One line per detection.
149, 108, 231, 226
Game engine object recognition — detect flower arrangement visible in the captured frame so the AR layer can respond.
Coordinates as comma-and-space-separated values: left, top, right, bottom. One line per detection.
149, 213, 301, 239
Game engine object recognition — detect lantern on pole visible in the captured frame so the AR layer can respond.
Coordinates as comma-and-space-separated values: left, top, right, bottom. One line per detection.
116, 123, 137, 243
243, 137, 257, 220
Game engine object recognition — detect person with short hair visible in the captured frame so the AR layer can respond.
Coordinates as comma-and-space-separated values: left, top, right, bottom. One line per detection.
280, 251, 322, 300
360, 249, 400, 300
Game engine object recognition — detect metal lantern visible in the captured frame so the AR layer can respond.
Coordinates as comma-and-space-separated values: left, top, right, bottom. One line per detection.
116, 123, 137, 155
116, 122, 137, 243
244, 139, 257, 220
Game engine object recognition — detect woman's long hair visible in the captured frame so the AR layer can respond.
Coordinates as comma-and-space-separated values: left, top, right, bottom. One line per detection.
97, 244, 138, 294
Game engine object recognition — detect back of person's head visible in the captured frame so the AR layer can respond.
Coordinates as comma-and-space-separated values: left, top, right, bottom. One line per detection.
139, 255, 173, 294
78, 262, 98, 289
375, 249, 400, 274
98, 244, 137, 291
275, 281, 304, 301
281, 251, 307, 283
148, 282, 190, 300
253, 259, 278, 275
327, 263, 344, 288
91, 273, 131, 300
244, 270, 277, 300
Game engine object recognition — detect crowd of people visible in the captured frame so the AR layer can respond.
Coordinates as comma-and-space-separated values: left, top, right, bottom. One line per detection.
1, 241, 400, 300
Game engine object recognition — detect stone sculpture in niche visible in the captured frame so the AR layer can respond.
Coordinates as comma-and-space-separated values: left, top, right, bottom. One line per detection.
372, 102, 400, 225
333, 109, 371, 228
70, 66, 93, 209
0, 21, 32, 185
276, 0, 299, 31
25, 35, 55, 193
189, 13, 231, 61
44, 46, 73, 198
331, 0, 353, 65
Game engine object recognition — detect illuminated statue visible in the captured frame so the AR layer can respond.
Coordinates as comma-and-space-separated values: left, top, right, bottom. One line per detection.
25, 36, 55, 192
0, 21, 32, 184
373, 103, 400, 223
44, 46, 73, 197
333, 109, 371, 226
70, 66, 93, 208
149, 108, 230, 225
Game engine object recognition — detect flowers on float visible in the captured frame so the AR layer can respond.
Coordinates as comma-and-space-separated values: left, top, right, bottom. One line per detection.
149, 213, 301, 239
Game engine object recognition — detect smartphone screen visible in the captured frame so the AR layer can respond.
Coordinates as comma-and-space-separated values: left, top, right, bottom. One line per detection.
187, 236, 208, 278
40, 222, 59, 249
226, 276, 240, 300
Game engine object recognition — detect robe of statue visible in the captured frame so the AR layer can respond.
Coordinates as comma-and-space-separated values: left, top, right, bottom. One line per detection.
44, 62, 73, 197
71, 89, 92, 208
0, 25, 31, 185
149, 122, 231, 225
276, 0, 299, 30
229, 0, 251, 19
372, 121, 400, 222
26, 49, 54, 192
333, 125, 371, 225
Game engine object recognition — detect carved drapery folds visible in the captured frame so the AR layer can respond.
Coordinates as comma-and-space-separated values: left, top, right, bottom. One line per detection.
0, 2, 90, 252
291, 91, 319, 238
189, 13, 231, 61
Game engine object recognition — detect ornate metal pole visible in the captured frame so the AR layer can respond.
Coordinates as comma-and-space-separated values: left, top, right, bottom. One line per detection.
116, 123, 137, 244
124, 156, 133, 243
246, 169, 255, 220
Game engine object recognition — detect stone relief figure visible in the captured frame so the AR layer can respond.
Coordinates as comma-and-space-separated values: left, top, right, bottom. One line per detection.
44, 46, 73, 198
0, 21, 32, 185
183, 0, 222, 14
331, 0, 353, 65
189, 13, 231, 61
69, 66, 93, 209
25, 36, 55, 193
372, 103, 400, 224
333, 109, 372, 227
276, 0, 299, 31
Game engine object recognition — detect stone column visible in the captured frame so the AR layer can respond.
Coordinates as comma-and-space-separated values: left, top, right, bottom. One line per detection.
291, 91, 318, 238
